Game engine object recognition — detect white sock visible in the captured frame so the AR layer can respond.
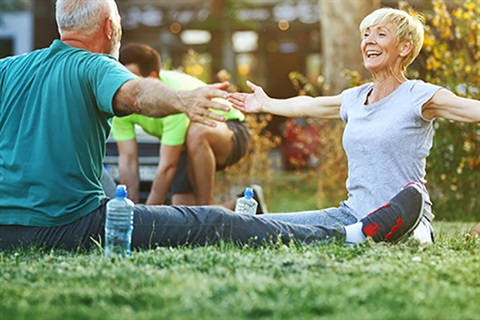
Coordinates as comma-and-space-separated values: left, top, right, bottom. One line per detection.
345, 222, 366, 244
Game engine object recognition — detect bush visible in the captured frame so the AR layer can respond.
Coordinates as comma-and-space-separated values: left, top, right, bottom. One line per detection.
419, 0, 480, 220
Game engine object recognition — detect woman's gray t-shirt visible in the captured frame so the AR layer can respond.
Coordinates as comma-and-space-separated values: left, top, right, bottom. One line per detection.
340, 80, 442, 219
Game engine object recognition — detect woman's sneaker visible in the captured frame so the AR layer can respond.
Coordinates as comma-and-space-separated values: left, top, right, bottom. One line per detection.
412, 217, 435, 243
360, 183, 424, 243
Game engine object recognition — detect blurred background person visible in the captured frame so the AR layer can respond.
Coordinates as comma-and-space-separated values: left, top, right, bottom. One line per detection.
112, 43, 251, 206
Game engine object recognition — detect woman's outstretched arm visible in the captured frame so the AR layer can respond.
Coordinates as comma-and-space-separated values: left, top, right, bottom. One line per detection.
423, 88, 480, 123
228, 81, 342, 120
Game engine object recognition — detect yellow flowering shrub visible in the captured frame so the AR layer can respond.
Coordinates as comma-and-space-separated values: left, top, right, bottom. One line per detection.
419, 0, 479, 220
214, 71, 282, 203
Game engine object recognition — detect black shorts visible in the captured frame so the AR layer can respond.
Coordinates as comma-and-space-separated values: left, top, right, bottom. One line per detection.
219, 119, 251, 170
170, 120, 250, 195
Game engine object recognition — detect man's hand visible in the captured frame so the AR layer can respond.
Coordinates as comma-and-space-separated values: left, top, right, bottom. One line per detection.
177, 82, 231, 127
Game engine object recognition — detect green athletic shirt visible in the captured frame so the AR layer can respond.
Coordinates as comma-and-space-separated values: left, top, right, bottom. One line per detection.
111, 70, 244, 143
0, 40, 136, 227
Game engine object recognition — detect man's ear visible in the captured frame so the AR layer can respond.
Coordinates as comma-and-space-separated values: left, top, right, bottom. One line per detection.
104, 17, 114, 40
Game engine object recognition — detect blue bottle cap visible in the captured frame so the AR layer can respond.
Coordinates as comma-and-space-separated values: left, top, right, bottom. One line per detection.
115, 185, 128, 198
244, 187, 253, 198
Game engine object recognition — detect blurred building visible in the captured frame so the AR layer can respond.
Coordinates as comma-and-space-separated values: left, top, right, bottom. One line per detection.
118, 0, 322, 101
0, 10, 33, 58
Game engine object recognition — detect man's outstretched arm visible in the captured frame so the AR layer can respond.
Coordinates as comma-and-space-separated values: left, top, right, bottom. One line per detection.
113, 78, 231, 127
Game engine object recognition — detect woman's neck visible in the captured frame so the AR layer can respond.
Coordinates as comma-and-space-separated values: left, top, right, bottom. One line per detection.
367, 72, 408, 104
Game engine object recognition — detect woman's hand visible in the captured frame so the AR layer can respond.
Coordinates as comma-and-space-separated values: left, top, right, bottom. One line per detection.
227, 81, 270, 113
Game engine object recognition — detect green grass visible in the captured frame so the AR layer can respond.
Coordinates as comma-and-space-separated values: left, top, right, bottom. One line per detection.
1, 173, 479, 320
265, 171, 321, 213
1, 225, 479, 320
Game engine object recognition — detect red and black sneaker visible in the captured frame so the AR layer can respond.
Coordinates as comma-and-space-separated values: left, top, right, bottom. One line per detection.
360, 183, 424, 243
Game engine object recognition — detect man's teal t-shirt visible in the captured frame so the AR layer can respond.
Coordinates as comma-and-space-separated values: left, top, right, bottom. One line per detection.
0, 40, 136, 227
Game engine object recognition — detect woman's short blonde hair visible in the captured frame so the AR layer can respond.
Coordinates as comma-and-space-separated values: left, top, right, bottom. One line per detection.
360, 8, 425, 70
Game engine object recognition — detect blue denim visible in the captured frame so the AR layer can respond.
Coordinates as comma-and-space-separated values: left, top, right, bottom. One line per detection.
0, 202, 345, 251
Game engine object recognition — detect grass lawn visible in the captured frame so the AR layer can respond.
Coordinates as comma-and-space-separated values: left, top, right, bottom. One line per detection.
1, 173, 479, 320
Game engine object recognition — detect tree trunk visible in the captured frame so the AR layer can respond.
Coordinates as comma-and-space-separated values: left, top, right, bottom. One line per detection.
319, 0, 380, 94
210, 0, 235, 81
33, 0, 58, 49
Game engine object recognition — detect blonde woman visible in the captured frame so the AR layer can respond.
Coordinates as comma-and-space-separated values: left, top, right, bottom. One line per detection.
228, 8, 480, 243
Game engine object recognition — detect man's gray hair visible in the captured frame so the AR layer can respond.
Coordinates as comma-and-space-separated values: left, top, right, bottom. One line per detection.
56, 0, 116, 35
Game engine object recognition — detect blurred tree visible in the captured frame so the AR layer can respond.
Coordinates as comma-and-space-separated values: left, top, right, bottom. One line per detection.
32, 0, 58, 49
208, 0, 260, 83
319, 0, 380, 94
210, 0, 230, 78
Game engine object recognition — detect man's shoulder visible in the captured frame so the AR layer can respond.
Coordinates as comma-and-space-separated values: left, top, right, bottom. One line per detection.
0, 46, 48, 69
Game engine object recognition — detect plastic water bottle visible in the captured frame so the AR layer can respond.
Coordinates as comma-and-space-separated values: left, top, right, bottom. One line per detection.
235, 187, 258, 215
105, 185, 134, 258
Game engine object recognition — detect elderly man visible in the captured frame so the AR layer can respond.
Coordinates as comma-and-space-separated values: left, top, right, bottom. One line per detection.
0, 0, 424, 251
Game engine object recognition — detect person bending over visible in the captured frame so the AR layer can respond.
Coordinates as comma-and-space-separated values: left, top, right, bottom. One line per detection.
112, 43, 250, 206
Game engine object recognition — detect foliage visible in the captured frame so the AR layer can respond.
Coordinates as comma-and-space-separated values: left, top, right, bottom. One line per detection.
416, 0, 480, 221
217, 112, 282, 202
1, 221, 479, 319
201, 0, 262, 32
288, 71, 349, 208
216, 71, 282, 204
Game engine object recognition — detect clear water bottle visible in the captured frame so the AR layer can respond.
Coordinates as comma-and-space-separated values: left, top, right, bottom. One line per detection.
104, 185, 134, 258
235, 187, 258, 215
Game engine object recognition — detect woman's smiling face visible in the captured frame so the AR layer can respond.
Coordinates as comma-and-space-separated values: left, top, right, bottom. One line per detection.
361, 23, 404, 73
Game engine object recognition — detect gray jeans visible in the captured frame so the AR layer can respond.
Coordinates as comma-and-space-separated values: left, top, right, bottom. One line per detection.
0, 202, 345, 251
260, 201, 434, 243
259, 202, 358, 227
